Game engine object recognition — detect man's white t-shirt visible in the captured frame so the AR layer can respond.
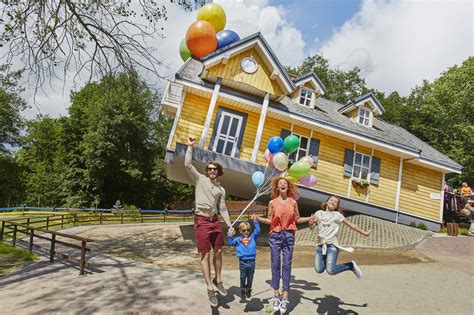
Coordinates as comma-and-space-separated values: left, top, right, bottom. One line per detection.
314, 210, 345, 245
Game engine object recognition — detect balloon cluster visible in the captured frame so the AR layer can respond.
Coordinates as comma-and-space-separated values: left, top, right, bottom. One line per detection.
231, 134, 318, 227
179, 3, 241, 61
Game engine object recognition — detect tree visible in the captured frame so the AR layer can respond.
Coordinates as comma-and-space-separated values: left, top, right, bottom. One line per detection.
16, 116, 65, 206
287, 54, 369, 104
0, 0, 199, 93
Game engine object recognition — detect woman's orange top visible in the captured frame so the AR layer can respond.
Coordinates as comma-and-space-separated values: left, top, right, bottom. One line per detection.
270, 196, 297, 234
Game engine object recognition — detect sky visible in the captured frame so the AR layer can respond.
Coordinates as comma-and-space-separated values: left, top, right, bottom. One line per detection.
10, 0, 473, 118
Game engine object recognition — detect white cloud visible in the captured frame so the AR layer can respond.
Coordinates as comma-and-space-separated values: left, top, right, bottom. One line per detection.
317, 0, 473, 95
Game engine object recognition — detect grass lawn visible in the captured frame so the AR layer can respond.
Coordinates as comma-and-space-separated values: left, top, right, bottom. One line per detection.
0, 241, 37, 276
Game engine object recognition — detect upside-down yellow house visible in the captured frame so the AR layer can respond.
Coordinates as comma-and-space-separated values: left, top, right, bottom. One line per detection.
161, 33, 462, 231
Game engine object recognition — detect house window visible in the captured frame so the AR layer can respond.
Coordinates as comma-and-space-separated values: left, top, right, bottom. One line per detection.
299, 88, 313, 107
288, 133, 309, 161
358, 107, 371, 126
352, 152, 371, 180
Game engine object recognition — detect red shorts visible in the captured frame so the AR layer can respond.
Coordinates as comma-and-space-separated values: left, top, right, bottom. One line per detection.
194, 216, 224, 253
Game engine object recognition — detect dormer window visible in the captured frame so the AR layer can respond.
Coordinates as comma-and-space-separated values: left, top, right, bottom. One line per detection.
299, 88, 313, 107
358, 107, 371, 126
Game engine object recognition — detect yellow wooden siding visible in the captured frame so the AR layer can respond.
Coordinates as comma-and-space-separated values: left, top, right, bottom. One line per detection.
399, 163, 442, 221
368, 151, 399, 209
207, 48, 283, 96
172, 93, 208, 149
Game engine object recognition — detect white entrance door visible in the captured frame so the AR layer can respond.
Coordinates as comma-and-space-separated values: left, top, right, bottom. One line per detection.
212, 111, 243, 157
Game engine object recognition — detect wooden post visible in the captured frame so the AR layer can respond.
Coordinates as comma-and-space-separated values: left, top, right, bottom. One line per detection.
141, 211, 144, 223
61, 215, 64, 229
73, 213, 77, 227
46, 216, 50, 230
99, 211, 103, 225
27, 218, 30, 226
50, 234, 56, 262
120, 212, 124, 224
29, 228, 34, 252
12, 225, 17, 246
80, 240, 86, 276
0, 221, 4, 241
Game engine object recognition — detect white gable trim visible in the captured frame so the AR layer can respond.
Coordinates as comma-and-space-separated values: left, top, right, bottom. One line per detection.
294, 77, 325, 95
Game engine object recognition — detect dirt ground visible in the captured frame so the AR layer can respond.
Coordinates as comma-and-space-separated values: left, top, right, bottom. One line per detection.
74, 223, 434, 271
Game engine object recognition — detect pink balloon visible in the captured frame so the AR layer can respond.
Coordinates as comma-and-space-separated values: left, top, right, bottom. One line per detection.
264, 149, 274, 164
293, 192, 300, 201
299, 175, 317, 187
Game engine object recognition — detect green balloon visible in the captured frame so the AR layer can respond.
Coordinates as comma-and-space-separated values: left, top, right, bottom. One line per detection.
288, 160, 311, 178
179, 39, 192, 61
283, 135, 300, 154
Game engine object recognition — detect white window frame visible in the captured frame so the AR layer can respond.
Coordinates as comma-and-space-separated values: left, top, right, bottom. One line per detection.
299, 88, 313, 107
288, 133, 310, 161
352, 152, 371, 180
358, 107, 372, 127
212, 110, 244, 158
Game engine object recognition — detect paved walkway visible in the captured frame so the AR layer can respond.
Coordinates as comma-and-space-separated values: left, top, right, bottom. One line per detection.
1, 244, 472, 314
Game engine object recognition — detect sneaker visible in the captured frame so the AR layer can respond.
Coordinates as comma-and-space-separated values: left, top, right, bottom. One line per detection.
280, 298, 289, 314
272, 296, 281, 312
207, 289, 218, 307
240, 289, 246, 300
352, 260, 363, 279
212, 278, 227, 295
246, 288, 252, 298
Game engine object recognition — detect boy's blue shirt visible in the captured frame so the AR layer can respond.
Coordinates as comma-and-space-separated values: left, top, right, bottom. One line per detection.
227, 221, 260, 260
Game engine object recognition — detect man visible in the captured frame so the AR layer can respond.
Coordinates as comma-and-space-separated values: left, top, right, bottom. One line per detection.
185, 136, 232, 307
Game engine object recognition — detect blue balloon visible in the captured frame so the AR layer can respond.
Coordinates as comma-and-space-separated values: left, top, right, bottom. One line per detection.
216, 30, 240, 50
267, 136, 284, 154
251, 171, 265, 188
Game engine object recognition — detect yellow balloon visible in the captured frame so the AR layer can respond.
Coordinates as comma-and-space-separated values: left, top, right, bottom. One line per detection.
285, 175, 298, 183
197, 3, 226, 32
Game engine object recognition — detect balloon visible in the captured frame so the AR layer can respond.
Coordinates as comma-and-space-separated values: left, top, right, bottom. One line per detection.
216, 30, 240, 49
264, 149, 274, 165
288, 160, 311, 178
197, 3, 226, 32
300, 156, 314, 168
251, 171, 265, 188
283, 135, 300, 154
293, 192, 300, 201
185, 21, 217, 59
299, 175, 317, 187
285, 175, 298, 183
272, 152, 288, 171
179, 39, 192, 61
267, 136, 284, 153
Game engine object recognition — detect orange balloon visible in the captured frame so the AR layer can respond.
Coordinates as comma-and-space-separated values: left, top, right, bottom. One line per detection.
185, 20, 217, 59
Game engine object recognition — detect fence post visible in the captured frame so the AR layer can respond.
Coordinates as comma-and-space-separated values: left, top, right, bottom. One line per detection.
27, 218, 30, 226
120, 212, 124, 224
29, 228, 34, 252
12, 225, 17, 246
61, 215, 64, 229
99, 211, 103, 225
46, 216, 50, 230
140, 211, 143, 223
80, 240, 86, 276
73, 214, 77, 227
50, 234, 56, 262
163, 211, 166, 222
0, 221, 4, 241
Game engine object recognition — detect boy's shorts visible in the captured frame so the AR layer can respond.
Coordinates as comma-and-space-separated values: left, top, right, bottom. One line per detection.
194, 216, 224, 253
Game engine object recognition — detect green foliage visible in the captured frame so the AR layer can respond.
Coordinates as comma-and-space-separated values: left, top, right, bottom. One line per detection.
0, 241, 37, 276
417, 223, 428, 230
409, 221, 417, 228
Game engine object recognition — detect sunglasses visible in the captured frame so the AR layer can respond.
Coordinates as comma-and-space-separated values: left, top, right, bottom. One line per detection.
207, 167, 218, 172
240, 229, 250, 233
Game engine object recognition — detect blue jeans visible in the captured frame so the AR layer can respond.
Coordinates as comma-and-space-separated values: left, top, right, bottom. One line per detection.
315, 244, 353, 275
239, 259, 255, 289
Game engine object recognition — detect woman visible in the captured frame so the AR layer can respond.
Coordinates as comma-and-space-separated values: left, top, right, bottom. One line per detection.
256, 176, 312, 314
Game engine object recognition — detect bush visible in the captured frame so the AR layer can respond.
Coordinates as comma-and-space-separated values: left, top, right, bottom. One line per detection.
409, 221, 417, 228
417, 222, 428, 230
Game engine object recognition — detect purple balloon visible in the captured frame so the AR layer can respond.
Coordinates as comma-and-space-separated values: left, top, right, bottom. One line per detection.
216, 30, 240, 49
299, 175, 317, 187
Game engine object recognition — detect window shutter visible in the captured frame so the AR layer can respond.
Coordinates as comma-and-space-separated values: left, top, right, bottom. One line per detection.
280, 129, 291, 140
343, 149, 354, 177
370, 156, 381, 185
309, 138, 320, 168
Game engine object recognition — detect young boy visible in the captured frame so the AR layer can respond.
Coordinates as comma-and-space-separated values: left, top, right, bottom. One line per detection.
227, 215, 260, 299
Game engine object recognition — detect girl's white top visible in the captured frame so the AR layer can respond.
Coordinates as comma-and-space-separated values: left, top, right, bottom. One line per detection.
314, 210, 354, 254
